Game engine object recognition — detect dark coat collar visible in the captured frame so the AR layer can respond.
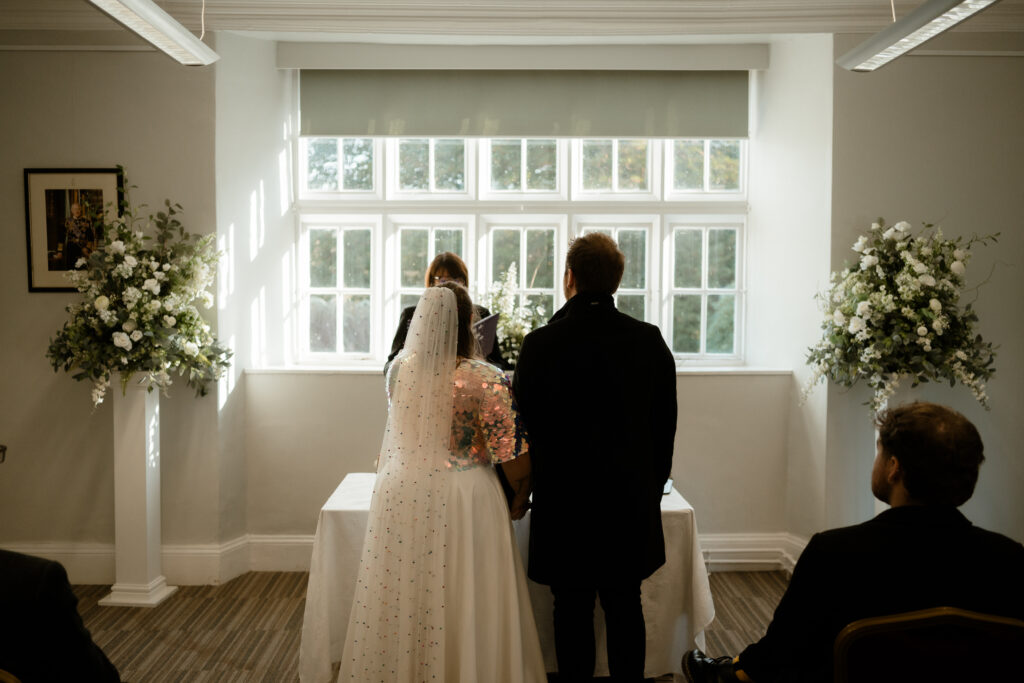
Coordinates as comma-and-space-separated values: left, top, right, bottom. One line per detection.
873, 505, 970, 528
548, 292, 615, 323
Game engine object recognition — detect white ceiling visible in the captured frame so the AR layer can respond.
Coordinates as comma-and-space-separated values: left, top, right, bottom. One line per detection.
2, 0, 1024, 43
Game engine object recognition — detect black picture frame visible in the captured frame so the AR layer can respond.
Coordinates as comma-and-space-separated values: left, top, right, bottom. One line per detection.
24, 167, 124, 292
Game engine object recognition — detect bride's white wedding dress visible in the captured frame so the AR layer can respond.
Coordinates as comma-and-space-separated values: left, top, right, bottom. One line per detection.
338, 288, 545, 683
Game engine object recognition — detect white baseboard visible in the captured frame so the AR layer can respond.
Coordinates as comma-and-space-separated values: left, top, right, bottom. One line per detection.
698, 532, 807, 573
5, 532, 802, 585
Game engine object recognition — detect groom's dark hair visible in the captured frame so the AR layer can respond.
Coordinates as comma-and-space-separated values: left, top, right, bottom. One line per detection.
566, 232, 624, 295
438, 281, 480, 360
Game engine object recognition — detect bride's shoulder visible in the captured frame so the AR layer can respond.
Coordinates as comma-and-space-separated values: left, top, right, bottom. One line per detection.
456, 358, 507, 384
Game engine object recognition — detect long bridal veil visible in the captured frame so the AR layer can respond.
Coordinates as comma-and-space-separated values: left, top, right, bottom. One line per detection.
340, 286, 459, 680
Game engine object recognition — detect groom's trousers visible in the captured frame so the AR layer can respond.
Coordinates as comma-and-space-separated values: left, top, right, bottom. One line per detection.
550, 581, 645, 683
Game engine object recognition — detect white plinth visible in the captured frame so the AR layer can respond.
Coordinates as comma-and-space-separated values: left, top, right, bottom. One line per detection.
99, 377, 177, 608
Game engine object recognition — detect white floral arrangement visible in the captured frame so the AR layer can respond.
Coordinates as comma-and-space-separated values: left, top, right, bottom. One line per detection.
802, 218, 997, 413
47, 187, 231, 406
484, 262, 548, 368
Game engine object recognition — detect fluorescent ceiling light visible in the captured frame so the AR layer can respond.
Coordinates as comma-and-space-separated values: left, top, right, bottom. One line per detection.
89, 0, 220, 66
836, 0, 1001, 72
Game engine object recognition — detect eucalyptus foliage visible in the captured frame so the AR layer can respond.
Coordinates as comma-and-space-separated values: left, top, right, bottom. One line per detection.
803, 219, 997, 413
47, 186, 231, 406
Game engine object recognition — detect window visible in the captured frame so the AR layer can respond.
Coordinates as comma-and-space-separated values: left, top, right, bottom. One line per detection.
668, 221, 742, 357
296, 138, 746, 365
300, 216, 379, 360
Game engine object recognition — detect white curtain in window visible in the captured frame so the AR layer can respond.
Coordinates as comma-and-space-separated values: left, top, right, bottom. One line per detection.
299, 69, 749, 138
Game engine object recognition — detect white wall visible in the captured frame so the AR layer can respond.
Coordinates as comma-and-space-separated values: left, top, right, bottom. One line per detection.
0, 41, 222, 550
828, 34, 1024, 541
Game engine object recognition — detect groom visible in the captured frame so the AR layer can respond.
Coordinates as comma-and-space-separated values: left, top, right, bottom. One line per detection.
513, 232, 677, 682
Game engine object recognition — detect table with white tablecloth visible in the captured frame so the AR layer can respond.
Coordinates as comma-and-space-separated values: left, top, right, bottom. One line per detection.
299, 472, 715, 682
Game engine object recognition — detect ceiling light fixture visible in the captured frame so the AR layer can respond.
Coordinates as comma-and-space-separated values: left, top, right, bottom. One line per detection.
837, 0, 1001, 72
88, 0, 220, 66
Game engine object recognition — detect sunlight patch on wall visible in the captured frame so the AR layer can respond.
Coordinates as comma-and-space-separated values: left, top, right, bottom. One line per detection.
250, 287, 267, 368
281, 247, 294, 361
218, 334, 238, 412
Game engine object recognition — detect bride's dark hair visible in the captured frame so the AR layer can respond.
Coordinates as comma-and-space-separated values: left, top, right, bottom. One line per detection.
438, 281, 480, 359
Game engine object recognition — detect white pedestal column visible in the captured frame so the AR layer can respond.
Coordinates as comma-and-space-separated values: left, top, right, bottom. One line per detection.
99, 377, 178, 607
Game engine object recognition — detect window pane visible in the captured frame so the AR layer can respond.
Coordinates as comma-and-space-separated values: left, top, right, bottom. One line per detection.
709, 140, 741, 191
492, 229, 521, 284
400, 229, 428, 287
587, 228, 613, 238
310, 294, 337, 352
526, 293, 553, 322
674, 140, 704, 191
491, 139, 522, 191
618, 294, 646, 321
401, 293, 421, 311
618, 230, 646, 289
674, 230, 702, 288
399, 139, 429, 190
582, 140, 612, 190
309, 229, 337, 287
708, 229, 737, 289
343, 294, 370, 353
306, 138, 338, 191
526, 139, 557, 191
617, 140, 649, 191
525, 229, 555, 289
707, 294, 735, 354
434, 229, 463, 257
434, 139, 465, 191
342, 138, 373, 190
672, 295, 701, 353
343, 229, 371, 288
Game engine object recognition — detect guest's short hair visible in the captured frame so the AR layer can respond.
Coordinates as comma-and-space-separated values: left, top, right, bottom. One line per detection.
566, 233, 624, 295
438, 281, 479, 359
425, 252, 469, 288
875, 401, 985, 507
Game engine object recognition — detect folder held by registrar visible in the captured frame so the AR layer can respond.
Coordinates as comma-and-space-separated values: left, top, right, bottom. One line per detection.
473, 313, 499, 356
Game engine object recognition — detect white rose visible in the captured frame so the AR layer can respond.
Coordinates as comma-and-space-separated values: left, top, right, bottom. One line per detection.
112, 331, 132, 350
123, 254, 138, 268
950, 261, 965, 276
162, 263, 171, 271
200, 291, 214, 309
932, 319, 944, 334
143, 278, 161, 295
929, 298, 941, 312
75, 257, 87, 268
122, 319, 137, 333
832, 310, 847, 326
130, 330, 143, 342
163, 315, 177, 327
183, 341, 199, 356
912, 262, 928, 274
860, 254, 878, 270
848, 316, 866, 334
917, 326, 928, 337
852, 236, 869, 253
94, 295, 110, 311
856, 301, 871, 317
953, 249, 966, 260
883, 227, 897, 240
894, 221, 911, 232
108, 240, 126, 255
919, 275, 936, 287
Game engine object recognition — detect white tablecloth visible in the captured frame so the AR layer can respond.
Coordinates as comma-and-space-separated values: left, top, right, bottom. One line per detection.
299, 472, 715, 682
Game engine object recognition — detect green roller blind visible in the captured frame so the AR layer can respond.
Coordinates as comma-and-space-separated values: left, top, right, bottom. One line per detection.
299, 69, 749, 138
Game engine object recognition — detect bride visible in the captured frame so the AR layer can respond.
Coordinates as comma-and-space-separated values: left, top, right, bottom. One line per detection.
338, 283, 546, 683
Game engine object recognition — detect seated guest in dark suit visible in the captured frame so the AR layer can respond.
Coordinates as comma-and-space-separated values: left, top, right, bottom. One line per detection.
385, 251, 508, 374
684, 401, 1024, 683
0, 549, 120, 682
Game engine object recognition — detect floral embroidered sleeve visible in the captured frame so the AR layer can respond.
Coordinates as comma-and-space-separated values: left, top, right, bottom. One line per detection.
477, 365, 528, 465
447, 360, 527, 469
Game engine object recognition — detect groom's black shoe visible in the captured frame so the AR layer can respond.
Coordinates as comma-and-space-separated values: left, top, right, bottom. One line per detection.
682, 649, 740, 683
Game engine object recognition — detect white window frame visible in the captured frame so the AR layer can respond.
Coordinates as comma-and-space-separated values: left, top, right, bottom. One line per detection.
661, 215, 746, 364
298, 137, 384, 200
574, 215, 660, 325
297, 213, 383, 364
386, 138, 476, 200
664, 139, 747, 201
385, 213, 478, 329
571, 139, 662, 202
478, 214, 568, 318
478, 139, 569, 201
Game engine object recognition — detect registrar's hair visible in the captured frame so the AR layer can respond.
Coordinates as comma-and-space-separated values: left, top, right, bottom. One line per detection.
565, 232, 625, 295
875, 401, 985, 507
425, 252, 469, 288
437, 281, 479, 360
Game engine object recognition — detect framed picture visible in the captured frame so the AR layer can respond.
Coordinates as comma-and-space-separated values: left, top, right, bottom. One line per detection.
24, 167, 124, 292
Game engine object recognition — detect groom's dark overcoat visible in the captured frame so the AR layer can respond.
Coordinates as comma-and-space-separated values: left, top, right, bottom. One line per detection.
512, 292, 677, 585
